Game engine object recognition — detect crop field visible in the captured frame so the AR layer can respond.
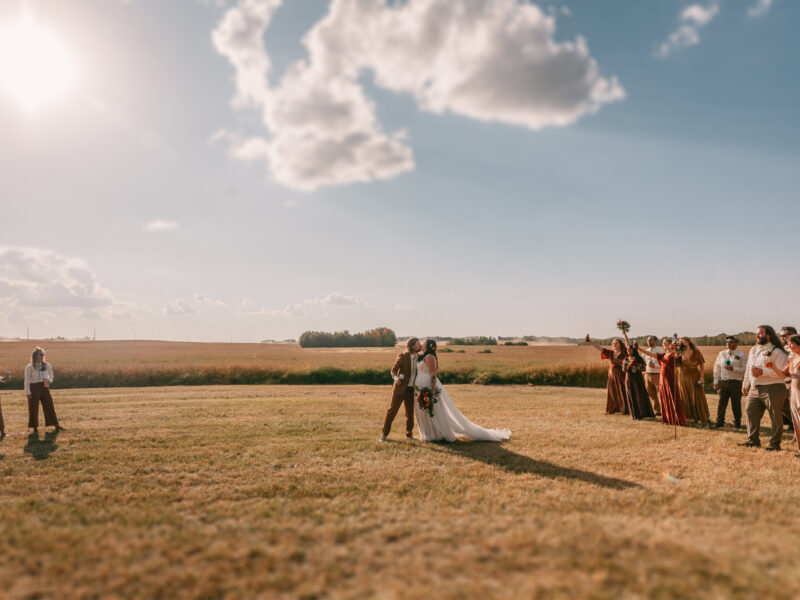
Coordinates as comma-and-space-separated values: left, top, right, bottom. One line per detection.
0, 384, 797, 599
0, 340, 731, 389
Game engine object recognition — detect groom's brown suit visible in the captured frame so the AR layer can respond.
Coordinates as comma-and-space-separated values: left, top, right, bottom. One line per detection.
382, 351, 416, 437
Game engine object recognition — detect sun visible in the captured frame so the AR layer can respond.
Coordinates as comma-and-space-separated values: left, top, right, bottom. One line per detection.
0, 13, 78, 112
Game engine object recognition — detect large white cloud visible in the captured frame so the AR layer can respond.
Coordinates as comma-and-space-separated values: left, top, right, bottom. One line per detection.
212, 0, 624, 191
655, 2, 719, 58
0, 246, 114, 308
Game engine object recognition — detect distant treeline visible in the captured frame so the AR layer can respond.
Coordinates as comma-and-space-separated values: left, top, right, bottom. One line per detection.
299, 328, 397, 348
589, 331, 758, 346
449, 336, 498, 346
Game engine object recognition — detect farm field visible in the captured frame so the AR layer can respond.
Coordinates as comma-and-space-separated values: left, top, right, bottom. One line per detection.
0, 384, 798, 599
0, 340, 731, 389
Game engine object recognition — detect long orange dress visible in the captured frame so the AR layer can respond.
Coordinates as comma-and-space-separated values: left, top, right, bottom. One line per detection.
601, 348, 627, 414
658, 352, 686, 426
677, 349, 710, 422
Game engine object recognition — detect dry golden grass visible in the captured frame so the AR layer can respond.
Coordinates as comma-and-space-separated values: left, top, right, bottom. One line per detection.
0, 383, 797, 599
0, 341, 729, 389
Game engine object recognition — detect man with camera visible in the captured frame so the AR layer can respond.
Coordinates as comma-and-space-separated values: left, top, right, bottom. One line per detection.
712, 336, 747, 428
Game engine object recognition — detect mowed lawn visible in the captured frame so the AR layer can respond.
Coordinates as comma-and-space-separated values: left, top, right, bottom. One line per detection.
1, 384, 798, 599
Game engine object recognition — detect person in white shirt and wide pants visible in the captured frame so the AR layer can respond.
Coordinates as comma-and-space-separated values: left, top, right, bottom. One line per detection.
24, 347, 62, 433
643, 336, 664, 416
740, 326, 788, 450
712, 336, 747, 428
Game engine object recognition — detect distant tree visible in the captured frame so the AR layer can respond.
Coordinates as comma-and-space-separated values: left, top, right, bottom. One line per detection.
299, 327, 397, 348
449, 336, 498, 346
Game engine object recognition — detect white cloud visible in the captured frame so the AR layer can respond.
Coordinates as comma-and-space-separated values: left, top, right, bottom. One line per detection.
0, 246, 114, 308
212, 0, 624, 191
194, 293, 226, 306
394, 304, 413, 311
163, 299, 196, 315
145, 220, 179, 232
747, 0, 774, 17
655, 2, 719, 58
304, 292, 365, 307
251, 303, 308, 318
240, 297, 254, 307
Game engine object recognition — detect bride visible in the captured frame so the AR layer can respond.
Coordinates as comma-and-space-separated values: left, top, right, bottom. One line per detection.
414, 339, 511, 442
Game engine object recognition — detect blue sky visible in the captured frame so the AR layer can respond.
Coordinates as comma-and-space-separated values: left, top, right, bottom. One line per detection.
0, 0, 798, 341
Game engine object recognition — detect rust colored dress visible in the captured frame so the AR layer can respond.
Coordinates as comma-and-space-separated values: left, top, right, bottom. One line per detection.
658, 353, 686, 426
623, 357, 656, 420
601, 348, 627, 414
677, 350, 710, 422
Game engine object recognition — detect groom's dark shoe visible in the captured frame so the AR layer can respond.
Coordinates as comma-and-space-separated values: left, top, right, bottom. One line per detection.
738, 441, 761, 448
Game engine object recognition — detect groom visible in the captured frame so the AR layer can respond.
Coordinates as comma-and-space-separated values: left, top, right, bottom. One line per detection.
379, 337, 422, 442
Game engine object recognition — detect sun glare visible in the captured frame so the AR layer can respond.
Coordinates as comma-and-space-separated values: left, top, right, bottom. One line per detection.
0, 14, 78, 112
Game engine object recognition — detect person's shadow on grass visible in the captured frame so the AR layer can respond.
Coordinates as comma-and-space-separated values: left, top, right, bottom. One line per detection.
427, 441, 640, 490
24, 430, 60, 461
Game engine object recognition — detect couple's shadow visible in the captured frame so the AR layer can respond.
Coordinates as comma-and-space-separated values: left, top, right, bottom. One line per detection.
427, 440, 640, 490
24, 430, 61, 461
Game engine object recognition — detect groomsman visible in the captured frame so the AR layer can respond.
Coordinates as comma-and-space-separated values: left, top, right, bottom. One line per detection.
740, 325, 789, 450
712, 336, 747, 428
643, 336, 663, 416
780, 326, 797, 433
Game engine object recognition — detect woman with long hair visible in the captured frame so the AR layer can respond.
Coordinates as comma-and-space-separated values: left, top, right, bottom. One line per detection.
675, 337, 710, 424
640, 338, 686, 426
585, 335, 628, 415
622, 343, 656, 420
24, 347, 63, 433
413, 339, 510, 442
0, 371, 8, 437
770, 334, 800, 456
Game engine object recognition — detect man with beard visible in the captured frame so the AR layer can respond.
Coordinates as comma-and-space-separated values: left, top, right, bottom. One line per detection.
740, 325, 789, 450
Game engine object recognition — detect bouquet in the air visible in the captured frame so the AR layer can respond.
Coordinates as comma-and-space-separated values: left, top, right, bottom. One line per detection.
415, 386, 439, 418
616, 320, 631, 333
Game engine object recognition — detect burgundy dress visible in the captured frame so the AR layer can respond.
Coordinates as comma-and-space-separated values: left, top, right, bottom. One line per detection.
601, 348, 627, 414
658, 353, 686, 426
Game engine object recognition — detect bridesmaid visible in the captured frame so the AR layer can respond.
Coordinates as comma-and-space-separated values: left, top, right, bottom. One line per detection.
24, 347, 63, 433
586, 335, 628, 414
0, 371, 8, 438
640, 338, 686, 426
622, 343, 655, 420
675, 337, 711, 424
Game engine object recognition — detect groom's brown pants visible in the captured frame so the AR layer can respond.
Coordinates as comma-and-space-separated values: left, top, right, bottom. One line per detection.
382, 388, 414, 437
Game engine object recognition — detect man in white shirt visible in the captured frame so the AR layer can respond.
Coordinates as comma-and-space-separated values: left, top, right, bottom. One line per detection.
643, 335, 663, 416
740, 325, 789, 450
712, 335, 747, 429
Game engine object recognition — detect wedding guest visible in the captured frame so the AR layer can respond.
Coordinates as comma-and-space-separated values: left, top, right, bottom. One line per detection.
712, 336, 747, 428
675, 337, 711, 424
775, 334, 800, 457
0, 371, 7, 438
24, 347, 63, 433
622, 344, 655, 420
640, 339, 686, 426
643, 335, 663, 416
740, 325, 788, 450
780, 326, 797, 433
585, 335, 627, 414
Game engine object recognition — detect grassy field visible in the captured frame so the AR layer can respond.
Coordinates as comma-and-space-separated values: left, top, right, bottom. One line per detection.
1, 384, 798, 599
0, 340, 731, 389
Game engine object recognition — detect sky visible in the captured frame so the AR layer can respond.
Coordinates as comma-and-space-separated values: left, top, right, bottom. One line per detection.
0, 0, 798, 342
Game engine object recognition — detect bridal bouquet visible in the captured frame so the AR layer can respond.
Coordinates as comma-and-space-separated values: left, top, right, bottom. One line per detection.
415, 386, 439, 418
616, 320, 631, 333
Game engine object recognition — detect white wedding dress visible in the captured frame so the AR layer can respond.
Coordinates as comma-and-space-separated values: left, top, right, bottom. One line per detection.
414, 358, 511, 442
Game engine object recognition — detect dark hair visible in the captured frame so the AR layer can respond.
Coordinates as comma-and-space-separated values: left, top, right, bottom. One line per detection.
31, 346, 45, 364
781, 326, 797, 335
418, 339, 437, 362
646, 335, 657, 343
789, 335, 800, 347
611, 338, 625, 353
757, 325, 783, 348
406, 337, 420, 352
627, 343, 645, 367
679, 336, 696, 350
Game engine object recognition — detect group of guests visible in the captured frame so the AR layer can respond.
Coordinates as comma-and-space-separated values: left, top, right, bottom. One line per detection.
0, 346, 63, 438
587, 325, 800, 455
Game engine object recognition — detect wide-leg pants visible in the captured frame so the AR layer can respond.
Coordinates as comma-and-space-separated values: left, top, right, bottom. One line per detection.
28, 382, 59, 429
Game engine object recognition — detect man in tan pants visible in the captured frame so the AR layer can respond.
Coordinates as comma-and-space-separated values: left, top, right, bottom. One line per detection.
380, 337, 422, 442
643, 336, 663, 417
